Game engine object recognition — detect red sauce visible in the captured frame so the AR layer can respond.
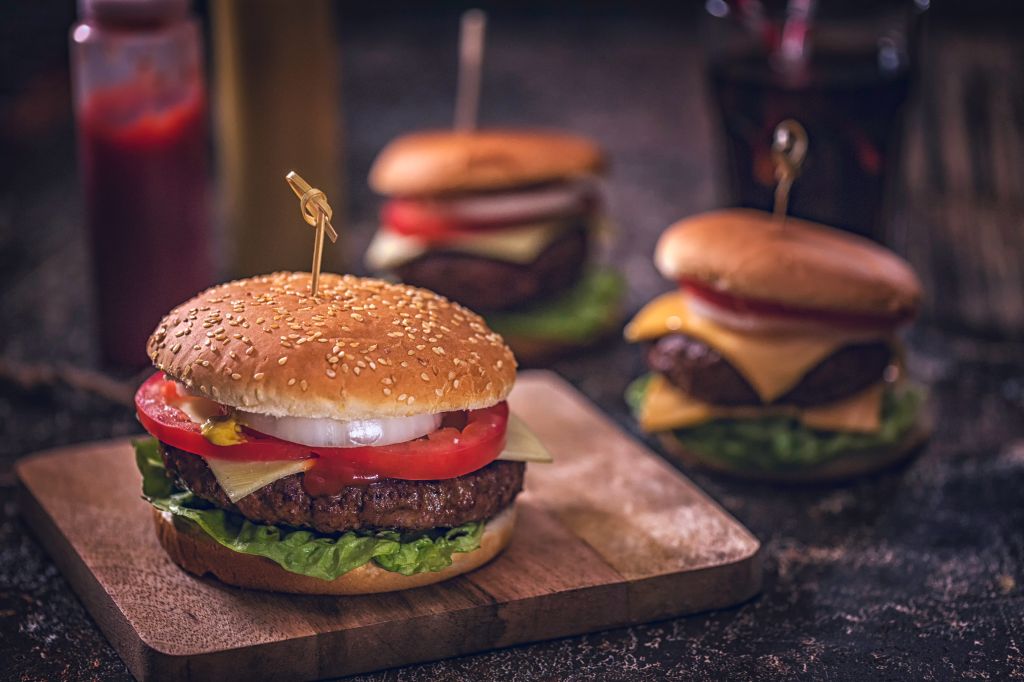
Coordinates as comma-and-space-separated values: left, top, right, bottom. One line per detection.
303, 458, 381, 497
681, 278, 906, 330
79, 84, 212, 366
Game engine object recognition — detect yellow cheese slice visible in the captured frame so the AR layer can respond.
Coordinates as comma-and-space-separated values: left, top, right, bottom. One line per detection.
497, 414, 553, 463
205, 413, 550, 502
638, 373, 884, 434
365, 220, 569, 270
800, 382, 884, 433
625, 290, 887, 402
205, 458, 316, 504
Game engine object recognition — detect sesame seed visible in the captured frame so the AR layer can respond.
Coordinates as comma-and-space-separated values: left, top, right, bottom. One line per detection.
420, 373, 430, 381
288, 378, 296, 386
300, 380, 308, 392
326, 369, 336, 378
397, 393, 407, 402
254, 372, 265, 380
383, 387, 392, 396
278, 356, 288, 365
231, 373, 242, 380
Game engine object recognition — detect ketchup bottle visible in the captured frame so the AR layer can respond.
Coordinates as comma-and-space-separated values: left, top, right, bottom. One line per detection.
71, 0, 212, 367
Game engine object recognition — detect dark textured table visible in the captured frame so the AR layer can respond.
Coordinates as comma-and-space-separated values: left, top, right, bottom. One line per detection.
2, 7, 1023, 681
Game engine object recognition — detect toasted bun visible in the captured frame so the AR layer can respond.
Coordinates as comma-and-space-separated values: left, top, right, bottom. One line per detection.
658, 419, 931, 483
370, 129, 605, 197
147, 272, 517, 420
655, 209, 922, 319
153, 505, 516, 595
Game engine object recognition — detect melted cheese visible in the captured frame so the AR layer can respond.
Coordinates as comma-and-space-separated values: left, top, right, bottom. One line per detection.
637, 373, 884, 434
204, 413, 550, 502
365, 220, 570, 270
625, 291, 887, 402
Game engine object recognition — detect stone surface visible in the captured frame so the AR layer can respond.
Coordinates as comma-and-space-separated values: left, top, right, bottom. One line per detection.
1, 6, 1022, 681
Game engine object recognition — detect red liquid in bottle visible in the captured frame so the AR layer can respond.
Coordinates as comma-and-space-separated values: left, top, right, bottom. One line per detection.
79, 84, 211, 366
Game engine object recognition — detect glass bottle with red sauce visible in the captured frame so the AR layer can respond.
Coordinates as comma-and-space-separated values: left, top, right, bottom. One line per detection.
71, 0, 212, 366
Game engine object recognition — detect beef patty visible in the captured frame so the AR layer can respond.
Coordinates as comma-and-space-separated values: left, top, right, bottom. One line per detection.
161, 445, 525, 534
647, 333, 892, 407
393, 223, 588, 312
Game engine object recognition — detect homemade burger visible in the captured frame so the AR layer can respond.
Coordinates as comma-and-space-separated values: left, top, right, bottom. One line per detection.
625, 209, 928, 480
134, 272, 550, 594
365, 129, 624, 361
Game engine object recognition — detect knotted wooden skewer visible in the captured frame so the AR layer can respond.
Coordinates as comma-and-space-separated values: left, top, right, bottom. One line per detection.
285, 171, 338, 297
771, 119, 809, 226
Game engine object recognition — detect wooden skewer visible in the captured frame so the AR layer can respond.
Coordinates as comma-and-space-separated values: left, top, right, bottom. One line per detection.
454, 9, 487, 132
285, 171, 337, 297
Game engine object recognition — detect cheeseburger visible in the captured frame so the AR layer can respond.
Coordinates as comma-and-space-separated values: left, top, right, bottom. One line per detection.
625, 210, 928, 480
134, 272, 549, 594
365, 129, 624, 362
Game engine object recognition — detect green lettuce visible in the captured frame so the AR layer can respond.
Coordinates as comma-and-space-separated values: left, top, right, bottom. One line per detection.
134, 439, 484, 580
626, 375, 925, 472
486, 267, 624, 342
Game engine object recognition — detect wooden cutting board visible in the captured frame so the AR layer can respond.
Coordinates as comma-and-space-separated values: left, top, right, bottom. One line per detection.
16, 370, 761, 681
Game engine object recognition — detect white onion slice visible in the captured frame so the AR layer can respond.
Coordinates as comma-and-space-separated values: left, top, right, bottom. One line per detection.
236, 410, 442, 448
436, 180, 593, 224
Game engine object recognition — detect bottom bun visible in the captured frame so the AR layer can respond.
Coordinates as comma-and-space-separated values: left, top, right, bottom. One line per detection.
658, 419, 932, 483
154, 505, 516, 594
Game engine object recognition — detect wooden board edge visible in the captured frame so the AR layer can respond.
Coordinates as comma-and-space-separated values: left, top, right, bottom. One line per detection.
625, 542, 763, 624
15, 469, 160, 682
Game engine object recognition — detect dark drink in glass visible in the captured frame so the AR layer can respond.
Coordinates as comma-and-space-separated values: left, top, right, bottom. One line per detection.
704, 2, 923, 240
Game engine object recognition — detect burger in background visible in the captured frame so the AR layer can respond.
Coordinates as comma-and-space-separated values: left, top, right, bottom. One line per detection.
135, 272, 550, 594
365, 129, 625, 363
626, 209, 928, 481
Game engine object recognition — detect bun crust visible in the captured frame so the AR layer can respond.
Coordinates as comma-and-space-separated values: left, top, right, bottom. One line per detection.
658, 419, 930, 483
370, 129, 605, 196
153, 505, 516, 595
655, 209, 922, 319
148, 272, 517, 420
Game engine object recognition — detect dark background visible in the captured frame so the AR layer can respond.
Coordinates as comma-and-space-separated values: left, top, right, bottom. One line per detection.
2, 2, 1024, 680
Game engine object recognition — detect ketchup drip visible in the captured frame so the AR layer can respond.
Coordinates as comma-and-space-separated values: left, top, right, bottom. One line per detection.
303, 459, 380, 497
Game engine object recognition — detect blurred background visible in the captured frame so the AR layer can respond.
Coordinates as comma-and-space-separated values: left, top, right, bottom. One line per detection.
2, 2, 1022, 374
2, 2, 1024, 678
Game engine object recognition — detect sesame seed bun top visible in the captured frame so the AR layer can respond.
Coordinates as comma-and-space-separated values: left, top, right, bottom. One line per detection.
147, 272, 517, 420
369, 129, 606, 197
654, 209, 922, 319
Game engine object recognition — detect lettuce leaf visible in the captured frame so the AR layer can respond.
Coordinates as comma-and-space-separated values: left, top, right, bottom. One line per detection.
486, 267, 624, 342
625, 376, 925, 472
134, 439, 484, 580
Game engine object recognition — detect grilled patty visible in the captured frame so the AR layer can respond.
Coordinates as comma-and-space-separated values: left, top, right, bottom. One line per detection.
161, 445, 525, 534
647, 333, 892, 407
393, 223, 588, 312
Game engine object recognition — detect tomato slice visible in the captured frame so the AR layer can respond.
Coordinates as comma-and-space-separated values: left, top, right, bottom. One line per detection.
681, 278, 906, 330
134, 373, 509, 484
381, 199, 498, 241
135, 373, 308, 461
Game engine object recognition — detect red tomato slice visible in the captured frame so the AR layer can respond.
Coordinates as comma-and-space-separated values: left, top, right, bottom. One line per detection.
681, 278, 906, 330
134, 373, 508, 484
382, 199, 490, 240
